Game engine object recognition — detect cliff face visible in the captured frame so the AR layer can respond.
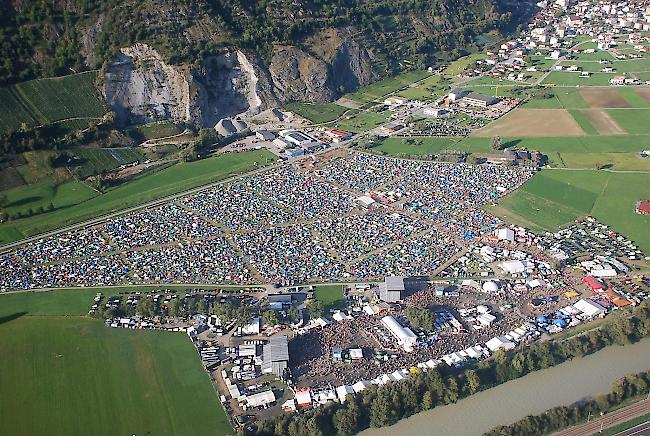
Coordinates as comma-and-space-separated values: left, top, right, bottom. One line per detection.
103, 30, 375, 127
103, 44, 278, 127
103, 43, 194, 125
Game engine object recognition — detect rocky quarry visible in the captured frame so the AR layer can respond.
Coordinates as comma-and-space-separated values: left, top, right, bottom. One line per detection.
102, 29, 376, 128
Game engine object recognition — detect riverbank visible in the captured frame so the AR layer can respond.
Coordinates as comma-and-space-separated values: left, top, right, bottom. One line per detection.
360, 338, 650, 436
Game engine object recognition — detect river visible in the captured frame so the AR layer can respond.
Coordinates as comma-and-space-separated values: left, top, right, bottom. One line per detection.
361, 338, 650, 436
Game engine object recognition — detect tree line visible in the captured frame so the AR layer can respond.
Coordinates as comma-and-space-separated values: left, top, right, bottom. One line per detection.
251, 300, 650, 436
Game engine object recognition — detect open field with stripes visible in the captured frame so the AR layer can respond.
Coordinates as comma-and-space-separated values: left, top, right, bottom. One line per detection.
0, 72, 107, 134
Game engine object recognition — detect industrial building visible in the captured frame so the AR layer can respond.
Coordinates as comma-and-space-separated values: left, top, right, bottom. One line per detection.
461, 92, 499, 108
378, 276, 427, 302
262, 335, 289, 377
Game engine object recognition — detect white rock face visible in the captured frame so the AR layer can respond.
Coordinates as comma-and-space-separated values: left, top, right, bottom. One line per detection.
103, 44, 277, 127
103, 43, 193, 124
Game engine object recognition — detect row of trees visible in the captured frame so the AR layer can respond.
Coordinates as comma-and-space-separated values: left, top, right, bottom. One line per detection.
252, 300, 650, 436
487, 370, 650, 436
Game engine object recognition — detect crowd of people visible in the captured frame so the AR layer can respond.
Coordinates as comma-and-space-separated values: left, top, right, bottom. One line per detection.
0, 152, 534, 291
290, 293, 527, 386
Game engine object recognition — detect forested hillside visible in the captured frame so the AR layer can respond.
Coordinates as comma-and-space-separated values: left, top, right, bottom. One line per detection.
0, 0, 533, 86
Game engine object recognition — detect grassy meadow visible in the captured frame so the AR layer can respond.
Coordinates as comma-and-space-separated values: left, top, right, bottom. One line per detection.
314, 285, 346, 311
285, 102, 348, 123
0, 316, 230, 436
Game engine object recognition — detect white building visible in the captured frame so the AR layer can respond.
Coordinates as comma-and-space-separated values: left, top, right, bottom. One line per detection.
244, 390, 276, 408
381, 315, 418, 351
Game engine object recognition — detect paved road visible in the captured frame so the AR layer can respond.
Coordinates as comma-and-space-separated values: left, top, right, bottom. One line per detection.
553, 399, 650, 436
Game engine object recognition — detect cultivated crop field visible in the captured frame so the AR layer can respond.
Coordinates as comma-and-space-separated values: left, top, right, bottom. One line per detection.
0, 72, 107, 134
607, 109, 650, 134
579, 88, 631, 108
72, 148, 144, 178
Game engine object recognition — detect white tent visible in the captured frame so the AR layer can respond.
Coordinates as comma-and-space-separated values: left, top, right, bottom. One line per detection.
352, 380, 372, 393
495, 228, 515, 241
500, 260, 525, 274
336, 385, 355, 403
486, 336, 515, 352
574, 299, 606, 318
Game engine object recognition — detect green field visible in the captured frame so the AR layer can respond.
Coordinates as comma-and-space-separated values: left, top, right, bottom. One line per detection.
617, 87, 650, 108
285, 102, 348, 123
607, 109, 650, 133
542, 72, 615, 86
0, 316, 230, 436
0, 287, 232, 436
133, 122, 185, 140
314, 285, 346, 311
398, 75, 446, 100
443, 53, 488, 78
71, 147, 144, 178
344, 71, 431, 103
459, 135, 650, 154
0, 150, 276, 245
2, 181, 99, 217
490, 169, 650, 252
0, 71, 107, 134
568, 109, 598, 134
336, 111, 389, 133
373, 137, 460, 156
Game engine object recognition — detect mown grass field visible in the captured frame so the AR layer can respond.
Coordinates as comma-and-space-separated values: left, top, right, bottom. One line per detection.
0, 71, 107, 133
0, 316, 230, 436
285, 102, 348, 123
1, 181, 99, 217
443, 53, 488, 78
607, 109, 650, 134
133, 121, 185, 140
344, 71, 431, 103
314, 285, 346, 311
542, 72, 615, 86
489, 169, 650, 252
336, 110, 388, 132
0, 150, 276, 245
568, 109, 598, 134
